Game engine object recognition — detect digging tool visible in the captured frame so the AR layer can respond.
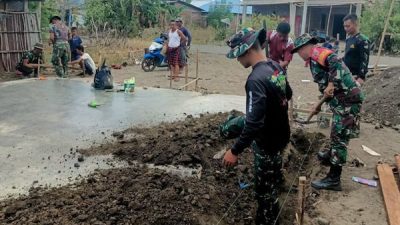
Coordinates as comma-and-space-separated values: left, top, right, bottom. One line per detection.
306, 96, 328, 123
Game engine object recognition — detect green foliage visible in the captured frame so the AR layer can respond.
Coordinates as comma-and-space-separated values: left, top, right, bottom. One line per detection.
85, 0, 184, 37
361, 0, 400, 52
242, 14, 280, 31
207, 5, 233, 40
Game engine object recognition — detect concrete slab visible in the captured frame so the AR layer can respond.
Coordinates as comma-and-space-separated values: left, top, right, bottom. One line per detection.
0, 78, 245, 199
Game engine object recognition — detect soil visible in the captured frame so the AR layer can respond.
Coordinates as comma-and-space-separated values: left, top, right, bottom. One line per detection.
362, 66, 400, 127
0, 113, 326, 225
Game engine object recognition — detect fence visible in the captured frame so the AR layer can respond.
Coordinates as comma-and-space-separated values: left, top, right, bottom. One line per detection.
0, 11, 40, 72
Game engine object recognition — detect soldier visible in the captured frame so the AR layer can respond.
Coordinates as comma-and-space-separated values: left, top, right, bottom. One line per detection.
49, 16, 70, 78
16, 43, 44, 78
223, 28, 292, 225
343, 14, 370, 85
291, 34, 365, 191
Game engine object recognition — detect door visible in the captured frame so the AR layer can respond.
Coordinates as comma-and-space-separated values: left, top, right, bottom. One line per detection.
332, 14, 346, 40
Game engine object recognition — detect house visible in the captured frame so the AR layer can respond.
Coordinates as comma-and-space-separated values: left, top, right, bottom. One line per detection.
191, 0, 253, 30
0, 0, 41, 72
242, 0, 366, 39
170, 0, 208, 26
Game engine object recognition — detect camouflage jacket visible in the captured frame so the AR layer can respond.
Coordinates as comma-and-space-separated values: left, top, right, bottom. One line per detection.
16, 50, 43, 74
309, 46, 364, 105
49, 22, 69, 43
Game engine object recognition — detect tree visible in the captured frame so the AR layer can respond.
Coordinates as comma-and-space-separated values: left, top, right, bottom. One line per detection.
207, 5, 233, 40
361, 0, 400, 53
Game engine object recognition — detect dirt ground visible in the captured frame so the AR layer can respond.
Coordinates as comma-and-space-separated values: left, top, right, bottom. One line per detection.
1, 45, 400, 225
0, 113, 325, 225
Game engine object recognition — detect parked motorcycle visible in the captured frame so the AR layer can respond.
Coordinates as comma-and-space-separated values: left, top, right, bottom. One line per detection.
141, 34, 168, 72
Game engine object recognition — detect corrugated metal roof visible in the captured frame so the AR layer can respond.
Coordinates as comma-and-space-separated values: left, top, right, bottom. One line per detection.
192, 0, 252, 14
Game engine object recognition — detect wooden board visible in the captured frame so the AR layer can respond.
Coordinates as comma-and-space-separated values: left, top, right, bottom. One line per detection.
377, 164, 400, 225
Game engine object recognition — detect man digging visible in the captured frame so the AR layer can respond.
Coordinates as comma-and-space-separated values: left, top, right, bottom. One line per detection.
291, 34, 365, 191
223, 28, 292, 225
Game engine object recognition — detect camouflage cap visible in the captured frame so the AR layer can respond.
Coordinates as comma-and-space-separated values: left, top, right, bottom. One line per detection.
33, 42, 44, 50
226, 28, 266, 59
291, 33, 318, 54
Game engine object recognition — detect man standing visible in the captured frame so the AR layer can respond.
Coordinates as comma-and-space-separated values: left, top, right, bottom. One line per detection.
175, 18, 191, 66
223, 28, 292, 225
16, 43, 44, 78
291, 34, 364, 191
167, 20, 187, 81
343, 14, 370, 85
265, 22, 294, 70
69, 27, 83, 61
49, 16, 70, 78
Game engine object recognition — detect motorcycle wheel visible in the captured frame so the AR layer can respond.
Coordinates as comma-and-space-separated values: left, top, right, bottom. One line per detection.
142, 58, 156, 72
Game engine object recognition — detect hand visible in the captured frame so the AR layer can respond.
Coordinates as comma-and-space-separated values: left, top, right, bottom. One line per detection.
324, 83, 334, 98
356, 78, 364, 86
222, 150, 238, 167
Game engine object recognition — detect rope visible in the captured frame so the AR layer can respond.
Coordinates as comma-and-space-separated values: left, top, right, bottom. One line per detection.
273, 134, 316, 225
215, 190, 244, 225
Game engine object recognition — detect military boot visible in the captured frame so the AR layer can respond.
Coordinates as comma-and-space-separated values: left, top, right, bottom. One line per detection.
311, 165, 342, 191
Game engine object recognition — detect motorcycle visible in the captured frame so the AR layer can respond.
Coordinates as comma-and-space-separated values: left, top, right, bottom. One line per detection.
141, 34, 169, 72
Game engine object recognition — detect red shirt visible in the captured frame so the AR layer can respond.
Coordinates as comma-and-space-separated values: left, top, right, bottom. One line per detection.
267, 30, 294, 64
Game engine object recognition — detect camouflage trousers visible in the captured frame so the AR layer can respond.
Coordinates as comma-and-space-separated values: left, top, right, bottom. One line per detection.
253, 143, 283, 225
51, 42, 70, 78
329, 100, 362, 166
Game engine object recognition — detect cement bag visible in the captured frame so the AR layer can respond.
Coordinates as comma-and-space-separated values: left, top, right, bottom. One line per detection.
93, 59, 113, 90
219, 115, 245, 139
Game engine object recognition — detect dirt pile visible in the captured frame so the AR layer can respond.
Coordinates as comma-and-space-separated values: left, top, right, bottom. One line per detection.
363, 67, 400, 127
0, 113, 325, 225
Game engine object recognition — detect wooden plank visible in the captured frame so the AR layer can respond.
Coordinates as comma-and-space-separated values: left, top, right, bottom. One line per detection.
377, 164, 400, 225
296, 176, 306, 225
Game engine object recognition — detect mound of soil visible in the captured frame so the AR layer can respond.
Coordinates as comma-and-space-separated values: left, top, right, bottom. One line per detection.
363, 67, 400, 126
0, 113, 325, 225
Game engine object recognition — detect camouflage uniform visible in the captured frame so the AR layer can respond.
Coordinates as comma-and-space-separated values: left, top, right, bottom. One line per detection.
50, 22, 70, 78
16, 50, 43, 77
308, 46, 365, 165
226, 28, 292, 225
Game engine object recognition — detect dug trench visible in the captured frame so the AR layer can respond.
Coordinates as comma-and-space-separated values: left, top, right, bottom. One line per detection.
0, 112, 327, 225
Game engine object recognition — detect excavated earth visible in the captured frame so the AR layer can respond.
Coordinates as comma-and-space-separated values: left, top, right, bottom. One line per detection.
0, 112, 326, 225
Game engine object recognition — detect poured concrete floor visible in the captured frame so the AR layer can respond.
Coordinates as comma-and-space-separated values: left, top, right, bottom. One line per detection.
0, 78, 245, 199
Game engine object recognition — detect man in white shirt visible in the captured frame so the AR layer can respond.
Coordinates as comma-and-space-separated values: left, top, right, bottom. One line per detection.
167, 20, 187, 81
69, 45, 96, 75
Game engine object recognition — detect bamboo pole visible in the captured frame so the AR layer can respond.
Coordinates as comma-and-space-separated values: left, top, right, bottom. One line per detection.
296, 176, 307, 225
326, 5, 333, 36
184, 65, 189, 91
195, 49, 199, 92
374, 0, 396, 71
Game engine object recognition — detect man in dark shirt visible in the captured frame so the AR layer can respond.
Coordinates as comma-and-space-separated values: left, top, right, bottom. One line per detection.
343, 14, 370, 85
175, 18, 191, 66
69, 27, 83, 61
264, 22, 294, 70
224, 28, 292, 225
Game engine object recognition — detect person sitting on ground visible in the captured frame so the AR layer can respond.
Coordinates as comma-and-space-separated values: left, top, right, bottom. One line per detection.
68, 45, 96, 75
16, 43, 45, 78
69, 27, 83, 61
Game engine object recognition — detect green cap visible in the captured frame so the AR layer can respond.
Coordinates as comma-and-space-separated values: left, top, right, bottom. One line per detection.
291, 33, 318, 54
34, 43, 44, 50
226, 28, 266, 59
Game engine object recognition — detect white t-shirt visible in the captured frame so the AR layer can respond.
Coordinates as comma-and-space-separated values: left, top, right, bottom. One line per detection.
81, 53, 96, 71
168, 30, 181, 48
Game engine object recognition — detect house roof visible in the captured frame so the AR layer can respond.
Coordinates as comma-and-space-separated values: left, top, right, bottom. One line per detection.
192, 0, 253, 15
242, 0, 366, 6
169, 0, 206, 12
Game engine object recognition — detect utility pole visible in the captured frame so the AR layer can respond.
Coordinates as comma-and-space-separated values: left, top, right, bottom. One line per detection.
301, 0, 309, 34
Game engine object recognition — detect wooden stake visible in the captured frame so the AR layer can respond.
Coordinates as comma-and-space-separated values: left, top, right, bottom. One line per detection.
178, 78, 200, 90
297, 176, 306, 225
377, 163, 400, 225
184, 65, 189, 91
326, 5, 333, 36
195, 49, 199, 92
395, 154, 400, 180
374, 0, 396, 71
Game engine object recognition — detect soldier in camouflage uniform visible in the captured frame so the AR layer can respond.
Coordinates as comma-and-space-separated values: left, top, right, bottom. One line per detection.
16, 43, 44, 78
49, 16, 70, 78
223, 28, 292, 225
292, 34, 365, 191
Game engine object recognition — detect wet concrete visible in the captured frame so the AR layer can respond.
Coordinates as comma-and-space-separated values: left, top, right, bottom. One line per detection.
0, 78, 245, 199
